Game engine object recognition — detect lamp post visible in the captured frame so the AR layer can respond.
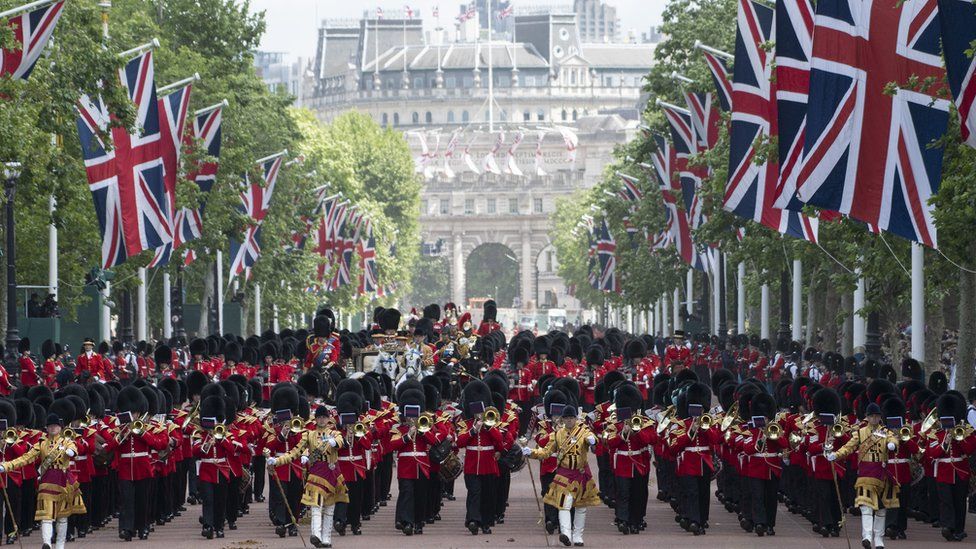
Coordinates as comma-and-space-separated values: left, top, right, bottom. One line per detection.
3, 163, 22, 376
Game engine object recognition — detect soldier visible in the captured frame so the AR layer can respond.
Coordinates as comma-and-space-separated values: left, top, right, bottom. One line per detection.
923, 391, 976, 541
669, 381, 719, 536
192, 394, 235, 539
263, 385, 305, 538
605, 383, 653, 535
477, 299, 502, 336
801, 387, 848, 538
332, 388, 370, 536
388, 388, 443, 536
305, 314, 340, 372
456, 380, 503, 535
665, 331, 690, 369
738, 392, 786, 536
827, 402, 900, 549
882, 397, 917, 540
18, 338, 38, 387
522, 403, 601, 547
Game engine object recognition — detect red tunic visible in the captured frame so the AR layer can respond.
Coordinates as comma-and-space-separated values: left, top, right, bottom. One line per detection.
18, 356, 38, 387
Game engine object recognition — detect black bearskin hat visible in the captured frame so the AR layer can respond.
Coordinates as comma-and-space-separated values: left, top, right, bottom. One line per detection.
613, 383, 643, 412
543, 389, 568, 418
13, 399, 32, 427
711, 369, 734, 396
422, 304, 441, 321
461, 380, 492, 419
189, 338, 208, 356
553, 377, 580, 406
379, 309, 401, 332
154, 344, 172, 366
483, 300, 497, 322
484, 371, 509, 398
48, 398, 75, 425
116, 386, 148, 415
200, 395, 225, 423
813, 387, 841, 416
585, 345, 605, 367
270, 384, 300, 414
336, 378, 364, 400
223, 342, 242, 364
936, 391, 966, 421
882, 397, 906, 420
928, 371, 948, 395
750, 392, 776, 420
674, 368, 698, 386
398, 388, 424, 413
336, 392, 363, 415
0, 399, 15, 426
314, 315, 332, 338
186, 370, 208, 399
139, 387, 159, 416
718, 382, 736, 412
297, 372, 322, 398
41, 339, 55, 358
623, 339, 646, 361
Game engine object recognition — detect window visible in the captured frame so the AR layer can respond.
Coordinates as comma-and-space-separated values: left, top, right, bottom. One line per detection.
439, 199, 449, 215
538, 109, 545, 121
393, 113, 400, 126
413, 76, 424, 89
446, 76, 456, 88
425, 112, 432, 124
523, 111, 531, 122
534, 198, 543, 213
412, 112, 419, 124
420, 200, 427, 214
570, 70, 577, 85
508, 198, 519, 214
487, 198, 496, 214
572, 109, 578, 121
462, 111, 470, 122
447, 111, 455, 123
464, 199, 474, 214
381, 113, 388, 126
561, 109, 568, 121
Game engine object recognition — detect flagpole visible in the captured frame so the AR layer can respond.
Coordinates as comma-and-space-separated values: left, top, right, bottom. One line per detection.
254, 149, 288, 164
118, 39, 160, 58
99, 0, 111, 342
693, 40, 734, 61
737, 261, 746, 334
853, 262, 866, 348
137, 267, 147, 340
760, 280, 770, 339
216, 250, 224, 334
162, 272, 171, 339
488, 0, 494, 132
686, 269, 693, 316
0, 0, 60, 19
158, 73, 200, 94
792, 259, 802, 341
910, 243, 924, 360
194, 99, 228, 117
254, 283, 261, 334
47, 184, 57, 301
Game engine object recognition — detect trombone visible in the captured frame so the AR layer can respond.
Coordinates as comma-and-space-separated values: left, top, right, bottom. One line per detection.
417, 413, 434, 434
2, 429, 17, 446
688, 413, 713, 440
656, 405, 675, 435
483, 406, 500, 428
628, 414, 653, 433
116, 413, 149, 444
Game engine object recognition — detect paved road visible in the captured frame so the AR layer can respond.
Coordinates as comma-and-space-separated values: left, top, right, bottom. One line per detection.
69, 456, 955, 548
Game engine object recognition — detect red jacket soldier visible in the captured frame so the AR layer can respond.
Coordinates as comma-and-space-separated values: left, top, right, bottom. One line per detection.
17, 339, 38, 387
668, 382, 719, 535
456, 381, 504, 534
923, 393, 976, 541
387, 389, 444, 535
75, 338, 101, 379
605, 384, 654, 534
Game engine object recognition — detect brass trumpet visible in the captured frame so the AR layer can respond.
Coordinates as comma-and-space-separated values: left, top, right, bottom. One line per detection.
289, 417, 305, 434
352, 422, 367, 438
830, 423, 845, 438
417, 413, 433, 434
629, 415, 652, 432
899, 426, 912, 442
62, 428, 76, 440
213, 424, 227, 441
2, 429, 16, 445
766, 421, 782, 440
951, 424, 971, 442
131, 420, 146, 436
483, 406, 500, 428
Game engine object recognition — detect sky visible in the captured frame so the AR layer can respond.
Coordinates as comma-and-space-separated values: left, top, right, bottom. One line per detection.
249, 0, 666, 62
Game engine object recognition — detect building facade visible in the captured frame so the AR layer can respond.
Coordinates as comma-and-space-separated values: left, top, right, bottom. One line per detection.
573, 0, 618, 43
306, 9, 653, 317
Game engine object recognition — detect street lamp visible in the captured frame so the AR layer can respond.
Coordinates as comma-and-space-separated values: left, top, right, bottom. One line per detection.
3, 162, 22, 376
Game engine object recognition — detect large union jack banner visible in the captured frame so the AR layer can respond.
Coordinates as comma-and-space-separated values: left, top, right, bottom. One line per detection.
229, 156, 283, 279
698, 44, 733, 112
0, 0, 64, 81
588, 219, 619, 293
77, 50, 170, 268
357, 229, 378, 295
938, 0, 976, 149
660, 101, 706, 230
794, 0, 949, 248
148, 83, 193, 268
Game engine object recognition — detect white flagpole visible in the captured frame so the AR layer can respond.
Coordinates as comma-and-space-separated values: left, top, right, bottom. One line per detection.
48, 194, 57, 300
216, 250, 224, 333
0, 0, 61, 19
761, 282, 770, 339
488, 0, 494, 131
737, 262, 746, 333
137, 267, 147, 341
853, 262, 866, 348
792, 259, 802, 341
254, 283, 262, 335
101, 282, 111, 342
911, 244, 924, 360
162, 272, 171, 339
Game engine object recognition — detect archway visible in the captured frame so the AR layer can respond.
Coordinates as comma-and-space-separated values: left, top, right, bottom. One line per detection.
465, 243, 519, 308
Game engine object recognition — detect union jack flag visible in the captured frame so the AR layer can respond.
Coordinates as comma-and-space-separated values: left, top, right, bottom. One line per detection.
772, 0, 815, 211
698, 45, 733, 112
589, 219, 619, 293
938, 0, 976, 148
77, 50, 170, 268
177, 106, 222, 241
497, 1, 514, 19
229, 156, 283, 279
148, 83, 193, 268
616, 172, 643, 201
457, 2, 475, 22
660, 101, 706, 229
404, 5, 413, 19
0, 0, 64, 81
648, 132, 675, 190
684, 91, 721, 150
663, 189, 706, 270
357, 229, 378, 295
794, 0, 949, 248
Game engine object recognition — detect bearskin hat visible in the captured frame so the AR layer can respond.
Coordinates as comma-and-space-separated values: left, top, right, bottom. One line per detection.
601, 370, 626, 393
901, 358, 923, 381
484, 371, 509, 397
270, 384, 300, 414
379, 309, 401, 332
189, 338, 208, 356
461, 380, 492, 419
337, 392, 363, 415
711, 369, 734, 396
553, 377, 580, 406
928, 371, 948, 395
116, 386, 148, 415
652, 380, 672, 408
139, 387, 159, 416
398, 388, 425, 413
750, 392, 776, 420
185, 370, 208, 399
313, 315, 332, 338
878, 363, 897, 383
423, 384, 440, 412
221, 341, 241, 364
0, 399, 15, 426
531, 336, 550, 357
613, 383, 643, 412
336, 378, 364, 400
623, 339, 646, 361
543, 389, 568, 418
41, 339, 55, 359
882, 397, 906, 420
218, 380, 240, 412
867, 379, 897, 405
361, 376, 382, 410
483, 300, 497, 322
159, 378, 180, 408
936, 391, 967, 421
27, 385, 53, 404
584, 345, 604, 368
674, 368, 699, 386
13, 399, 32, 428
297, 372, 322, 398
199, 395, 225, 423
395, 379, 423, 403
683, 381, 711, 413
59, 384, 90, 410
863, 359, 880, 380
718, 382, 737, 412
48, 398, 76, 425
422, 304, 441, 321
812, 387, 841, 416
151, 344, 170, 366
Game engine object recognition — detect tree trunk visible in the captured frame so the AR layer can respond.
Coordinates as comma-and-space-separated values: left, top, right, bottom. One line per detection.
925, 295, 944, 374
841, 291, 853, 356
823, 281, 839, 353
805, 269, 818, 346
956, 260, 976, 391
198, 264, 214, 337
240, 300, 249, 338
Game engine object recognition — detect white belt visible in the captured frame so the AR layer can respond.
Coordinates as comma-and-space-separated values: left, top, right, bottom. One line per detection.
513, 385, 530, 389
616, 450, 645, 456
74, 455, 88, 461
934, 457, 964, 463
751, 453, 779, 458
338, 455, 363, 461
888, 458, 908, 464
200, 458, 226, 464
120, 452, 148, 458
399, 452, 426, 458
466, 445, 494, 452
683, 446, 709, 453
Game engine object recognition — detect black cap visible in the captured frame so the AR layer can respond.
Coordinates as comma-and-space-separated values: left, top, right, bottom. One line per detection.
865, 402, 882, 416
314, 406, 329, 419
45, 413, 63, 427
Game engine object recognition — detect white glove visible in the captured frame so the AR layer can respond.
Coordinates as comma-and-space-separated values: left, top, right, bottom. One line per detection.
521, 446, 532, 456
887, 442, 896, 451
327, 437, 337, 448
586, 435, 597, 446
826, 452, 837, 462
300, 455, 309, 465
65, 449, 76, 458
266, 457, 277, 466
0, 465, 5, 473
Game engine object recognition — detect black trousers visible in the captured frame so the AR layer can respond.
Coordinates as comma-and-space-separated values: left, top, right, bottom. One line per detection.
1, 482, 20, 536
816, 478, 841, 529
748, 476, 778, 527
937, 480, 968, 534
268, 475, 302, 527
252, 457, 266, 500
395, 477, 427, 527
118, 478, 150, 533
886, 482, 911, 532
597, 454, 614, 501
187, 459, 199, 499
678, 473, 710, 525
73, 481, 92, 533
496, 470, 511, 519
541, 473, 558, 525
19, 478, 35, 531
423, 474, 440, 520
463, 474, 494, 526
225, 477, 241, 525
335, 478, 363, 528
200, 477, 227, 530
380, 455, 394, 500
615, 474, 648, 526
362, 470, 375, 519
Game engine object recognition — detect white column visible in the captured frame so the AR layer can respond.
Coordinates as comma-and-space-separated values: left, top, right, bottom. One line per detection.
216, 250, 224, 334
760, 283, 770, 339
627, 305, 633, 333
663, 294, 671, 335
520, 232, 532, 309
737, 262, 746, 334
48, 196, 57, 299
686, 269, 694, 315
162, 273, 171, 339
100, 282, 111, 342
136, 267, 147, 341
254, 283, 262, 335
451, 233, 465, 306
712, 265, 720, 334
272, 304, 279, 333
648, 308, 654, 336
911, 243, 924, 360
853, 264, 866, 348
792, 259, 802, 341
673, 287, 681, 332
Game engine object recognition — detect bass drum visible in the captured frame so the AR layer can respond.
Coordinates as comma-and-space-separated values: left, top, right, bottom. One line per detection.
438, 452, 463, 483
